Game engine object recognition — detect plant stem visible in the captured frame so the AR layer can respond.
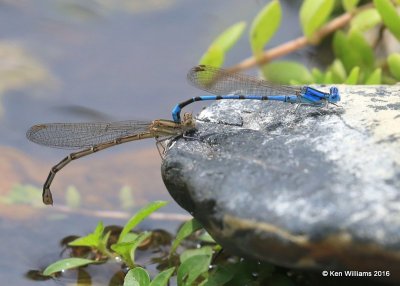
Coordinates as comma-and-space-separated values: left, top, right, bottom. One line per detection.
228, 3, 373, 73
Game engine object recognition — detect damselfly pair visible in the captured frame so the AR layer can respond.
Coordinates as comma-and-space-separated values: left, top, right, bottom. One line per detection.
27, 65, 340, 205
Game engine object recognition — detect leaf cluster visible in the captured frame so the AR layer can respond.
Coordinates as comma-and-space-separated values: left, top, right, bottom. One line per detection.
40, 201, 296, 286
200, 0, 400, 85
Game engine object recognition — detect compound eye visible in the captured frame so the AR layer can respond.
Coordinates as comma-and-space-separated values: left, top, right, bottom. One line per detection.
330, 87, 338, 95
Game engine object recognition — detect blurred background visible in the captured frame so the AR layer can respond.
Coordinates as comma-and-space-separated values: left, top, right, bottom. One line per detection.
0, 1, 303, 285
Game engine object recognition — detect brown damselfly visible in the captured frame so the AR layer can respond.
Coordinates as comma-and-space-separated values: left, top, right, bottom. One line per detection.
26, 113, 194, 205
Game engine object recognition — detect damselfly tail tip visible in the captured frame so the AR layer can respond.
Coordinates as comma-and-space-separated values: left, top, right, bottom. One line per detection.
42, 188, 53, 205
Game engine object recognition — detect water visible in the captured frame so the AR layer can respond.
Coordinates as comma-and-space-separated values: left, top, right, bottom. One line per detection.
0, 0, 303, 284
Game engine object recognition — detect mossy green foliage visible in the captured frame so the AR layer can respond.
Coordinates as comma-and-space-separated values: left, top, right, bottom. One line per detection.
198, 0, 400, 85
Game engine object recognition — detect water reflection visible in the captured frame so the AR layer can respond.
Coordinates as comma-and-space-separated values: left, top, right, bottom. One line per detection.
0, 145, 168, 211
0, 42, 54, 117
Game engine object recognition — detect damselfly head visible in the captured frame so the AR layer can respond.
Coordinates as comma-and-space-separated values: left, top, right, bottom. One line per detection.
328, 86, 340, 103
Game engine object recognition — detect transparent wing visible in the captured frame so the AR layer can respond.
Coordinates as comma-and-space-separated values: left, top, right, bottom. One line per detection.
26, 120, 152, 149
187, 65, 302, 96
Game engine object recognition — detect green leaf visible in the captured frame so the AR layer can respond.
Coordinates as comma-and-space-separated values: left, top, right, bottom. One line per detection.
94, 221, 105, 237
300, 0, 335, 39
262, 61, 313, 84
112, 232, 151, 267
124, 268, 150, 286
333, 30, 374, 73
170, 218, 203, 257
365, 68, 381, 84
99, 230, 111, 253
348, 31, 375, 71
180, 246, 213, 263
213, 21, 246, 52
178, 247, 213, 285
198, 231, 216, 243
345, 66, 360, 84
388, 53, 400, 80
199, 46, 224, 67
149, 267, 175, 286
250, 0, 281, 55
323, 70, 333, 84
342, 0, 360, 11
123, 232, 139, 242
350, 8, 382, 32
333, 31, 351, 69
118, 201, 167, 243
382, 74, 398, 84
69, 221, 104, 247
177, 254, 212, 286
311, 68, 324, 83
203, 265, 234, 286
111, 242, 134, 265
329, 59, 347, 83
43, 258, 96, 276
199, 21, 246, 67
374, 0, 400, 41
289, 79, 301, 85
129, 232, 152, 265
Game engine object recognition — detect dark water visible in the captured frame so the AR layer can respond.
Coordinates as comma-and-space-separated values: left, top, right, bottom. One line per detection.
0, 0, 302, 284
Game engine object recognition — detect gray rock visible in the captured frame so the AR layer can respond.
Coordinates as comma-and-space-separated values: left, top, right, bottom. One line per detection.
161, 85, 400, 280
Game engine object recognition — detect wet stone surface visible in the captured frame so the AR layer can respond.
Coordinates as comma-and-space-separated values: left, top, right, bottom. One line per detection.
161, 85, 400, 281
